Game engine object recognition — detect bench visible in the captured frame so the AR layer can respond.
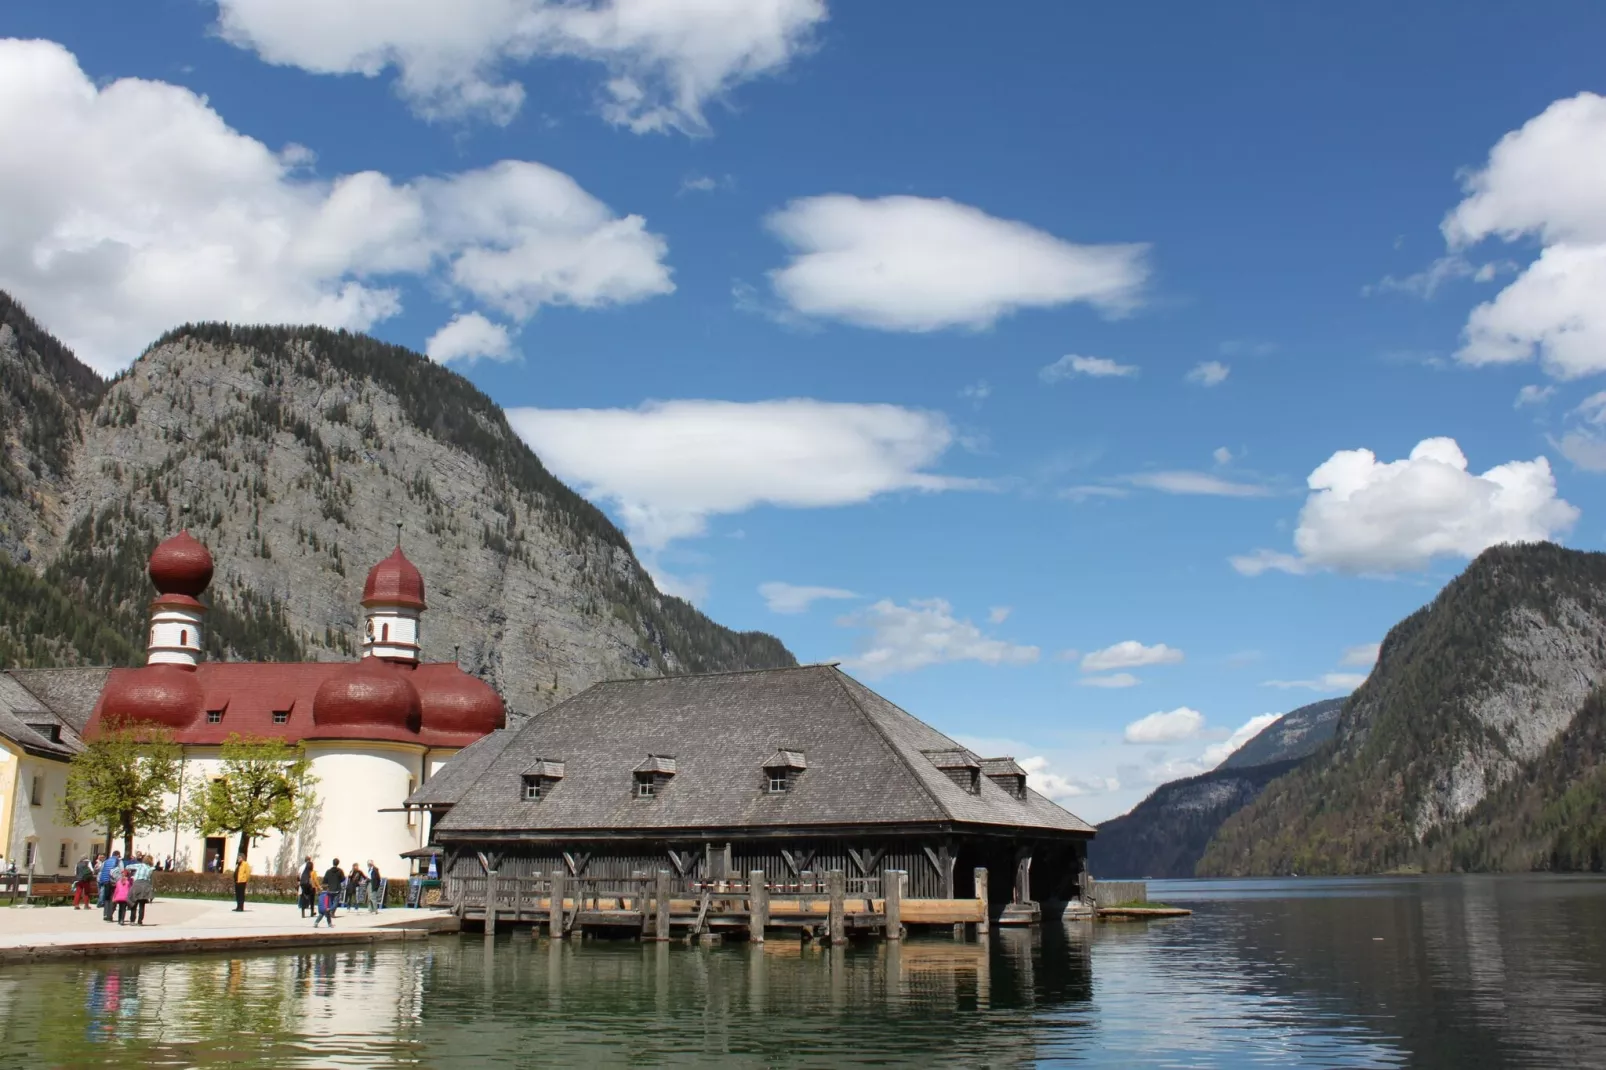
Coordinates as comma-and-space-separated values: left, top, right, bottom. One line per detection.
26, 881, 76, 905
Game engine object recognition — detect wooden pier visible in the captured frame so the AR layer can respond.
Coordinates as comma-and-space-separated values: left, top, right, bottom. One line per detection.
451, 867, 1000, 943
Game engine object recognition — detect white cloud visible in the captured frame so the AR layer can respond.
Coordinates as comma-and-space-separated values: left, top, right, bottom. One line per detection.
1018, 756, 1119, 801
1082, 641, 1184, 672
1040, 354, 1140, 382
1554, 394, 1606, 471
1200, 713, 1282, 767
1060, 485, 1130, 503
835, 598, 1039, 678
1339, 642, 1381, 668
1263, 673, 1368, 692
425, 312, 515, 364
1121, 471, 1271, 497
1364, 254, 1514, 299
211, 0, 826, 133
986, 606, 1011, 625
959, 379, 991, 404
1212, 446, 1234, 466
506, 399, 975, 551
1515, 384, 1556, 407
1186, 360, 1230, 386
758, 581, 857, 614
1077, 672, 1140, 689
0, 39, 671, 373
764, 195, 1148, 332
1441, 93, 1606, 379
1232, 437, 1577, 575
1123, 707, 1205, 744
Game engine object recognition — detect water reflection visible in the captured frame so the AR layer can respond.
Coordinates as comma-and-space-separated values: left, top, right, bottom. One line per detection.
0, 877, 1602, 1066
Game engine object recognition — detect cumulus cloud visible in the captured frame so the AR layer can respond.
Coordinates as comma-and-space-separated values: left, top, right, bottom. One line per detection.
1263, 673, 1368, 692
1040, 354, 1140, 382
758, 581, 857, 614
764, 195, 1148, 332
1123, 707, 1205, 744
959, 380, 991, 404
1231, 437, 1577, 575
1441, 93, 1606, 379
1077, 672, 1139, 689
1340, 643, 1381, 667
835, 598, 1039, 678
1060, 485, 1130, 504
1081, 641, 1184, 672
211, 0, 826, 132
1200, 713, 1281, 767
506, 399, 975, 551
1213, 446, 1234, 465
1018, 756, 1119, 801
987, 606, 1011, 624
425, 312, 516, 364
1516, 384, 1556, 407
1121, 471, 1271, 497
1186, 360, 1230, 386
0, 39, 671, 373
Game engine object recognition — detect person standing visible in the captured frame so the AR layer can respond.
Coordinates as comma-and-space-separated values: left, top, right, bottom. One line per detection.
298, 856, 317, 918
99, 851, 122, 922
232, 852, 251, 912
346, 860, 365, 909
74, 855, 96, 909
129, 854, 155, 926
366, 860, 382, 913
112, 866, 133, 925
316, 858, 344, 928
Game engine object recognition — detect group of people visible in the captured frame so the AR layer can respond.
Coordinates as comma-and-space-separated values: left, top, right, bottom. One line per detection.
297, 858, 384, 927
75, 851, 157, 925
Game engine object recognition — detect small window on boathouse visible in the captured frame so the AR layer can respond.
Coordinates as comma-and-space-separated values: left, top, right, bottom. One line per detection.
762, 749, 807, 794
980, 758, 1029, 800
521, 760, 565, 801
923, 749, 982, 794
634, 755, 676, 798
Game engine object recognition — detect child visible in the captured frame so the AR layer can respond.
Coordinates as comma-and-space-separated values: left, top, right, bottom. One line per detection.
112, 867, 133, 925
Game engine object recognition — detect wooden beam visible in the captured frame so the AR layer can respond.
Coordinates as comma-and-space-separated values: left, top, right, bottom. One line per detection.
749, 870, 768, 943
975, 867, 989, 935
826, 870, 846, 946
1013, 847, 1032, 904
484, 870, 498, 936
650, 869, 671, 942
548, 869, 566, 939
884, 869, 903, 941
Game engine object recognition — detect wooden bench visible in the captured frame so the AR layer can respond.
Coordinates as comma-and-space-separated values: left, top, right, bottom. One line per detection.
24, 880, 75, 905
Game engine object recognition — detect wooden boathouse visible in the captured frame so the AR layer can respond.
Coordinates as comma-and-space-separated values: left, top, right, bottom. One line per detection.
410, 664, 1096, 940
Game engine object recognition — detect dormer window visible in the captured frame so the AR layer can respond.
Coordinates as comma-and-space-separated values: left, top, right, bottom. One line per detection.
207, 710, 224, 724
272, 710, 290, 725
521, 759, 565, 801
980, 757, 1029, 800
634, 755, 676, 798
762, 749, 807, 794
923, 749, 982, 794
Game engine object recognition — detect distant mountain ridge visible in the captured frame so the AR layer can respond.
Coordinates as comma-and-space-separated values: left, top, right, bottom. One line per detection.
1221, 698, 1345, 770
1199, 542, 1606, 875
0, 292, 795, 711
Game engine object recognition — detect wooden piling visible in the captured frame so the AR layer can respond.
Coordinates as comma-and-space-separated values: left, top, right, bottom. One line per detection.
485, 870, 498, 936
827, 869, 846, 945
975, 867, 989, 935
549, 869, 566, 938
651, 869, 671, 942
885, 869, 903, 940
749, 870, 768, 943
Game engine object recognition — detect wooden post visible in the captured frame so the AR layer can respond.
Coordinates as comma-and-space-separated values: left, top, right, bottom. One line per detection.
549, 869, 566, 938
1013, 848, 1032, 904
827, 869, 846, 945
485, 870, 498, 935
884, 869, 903, 941
975, 866, 990, 934
651, 869, 671, 942
749, 869, 768, 943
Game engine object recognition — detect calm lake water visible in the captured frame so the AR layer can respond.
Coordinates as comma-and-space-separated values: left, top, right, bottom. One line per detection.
1, 875, 1603, 1067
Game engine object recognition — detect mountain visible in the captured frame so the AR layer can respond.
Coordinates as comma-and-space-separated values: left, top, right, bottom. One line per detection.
1199, 542, 1606, 876
1090, 758, 1303, 879
1219, 698, 1345, 770
0, 293, 794, 711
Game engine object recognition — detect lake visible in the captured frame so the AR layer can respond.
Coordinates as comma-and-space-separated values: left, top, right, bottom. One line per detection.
1, 875, 1602, 1067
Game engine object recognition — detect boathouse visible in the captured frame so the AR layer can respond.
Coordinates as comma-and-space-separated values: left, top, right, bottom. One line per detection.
415, 664, 1095, 931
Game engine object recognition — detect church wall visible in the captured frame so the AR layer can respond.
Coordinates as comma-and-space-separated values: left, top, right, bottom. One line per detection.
0, 743, 100, 873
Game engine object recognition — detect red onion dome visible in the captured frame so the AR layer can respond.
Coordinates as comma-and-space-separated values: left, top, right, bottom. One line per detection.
99, 664, 203, 730
414, 663, 506, 736
149, 530, 214, 597
312, 658, 422, 732
362, 547, 426, 610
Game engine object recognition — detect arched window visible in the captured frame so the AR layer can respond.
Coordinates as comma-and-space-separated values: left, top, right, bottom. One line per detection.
180, 629, 188, 646
382, 623, 390, 641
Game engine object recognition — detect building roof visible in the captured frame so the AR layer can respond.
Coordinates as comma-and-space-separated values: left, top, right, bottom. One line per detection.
436, 665, 1094, 838
7, 668, 111, 734
405, 728, 517, 807
0, 672, 84, 760
87, 660, 502, 747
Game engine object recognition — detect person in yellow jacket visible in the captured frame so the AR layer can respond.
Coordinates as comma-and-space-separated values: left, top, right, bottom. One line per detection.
232, 852, 251, 912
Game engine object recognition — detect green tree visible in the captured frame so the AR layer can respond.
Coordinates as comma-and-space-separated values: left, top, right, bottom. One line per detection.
184, 734, 316, 861
59, 722, 182, 857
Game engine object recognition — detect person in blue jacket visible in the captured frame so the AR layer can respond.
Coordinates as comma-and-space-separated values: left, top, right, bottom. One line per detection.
98, 851, 122, 922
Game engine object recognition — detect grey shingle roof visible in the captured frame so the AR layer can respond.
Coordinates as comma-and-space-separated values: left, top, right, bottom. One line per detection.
405, 729, 516, 807
0, 673, 83, 759
437, 665, 1094, 837
6, 668, 110, 734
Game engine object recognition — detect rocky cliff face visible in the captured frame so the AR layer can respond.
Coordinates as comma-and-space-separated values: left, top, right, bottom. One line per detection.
0, 298, 794, 712
1199, 543, 1606, 875
1220, 698, 1344, 771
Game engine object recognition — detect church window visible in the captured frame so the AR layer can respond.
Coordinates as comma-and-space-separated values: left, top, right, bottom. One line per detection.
24, 841, 36, 867
207, 710, 223, 724
180, 629, 188, 646
29, 775, 43, 806
382, 623, 390, 641
58, 843, 69, 868
272, 710, 289, 724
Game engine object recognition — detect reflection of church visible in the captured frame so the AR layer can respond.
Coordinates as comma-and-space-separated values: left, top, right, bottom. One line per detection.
67, 529, 508, 874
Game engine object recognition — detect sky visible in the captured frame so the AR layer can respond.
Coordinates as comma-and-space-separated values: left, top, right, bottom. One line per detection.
5, 1, 1606, 822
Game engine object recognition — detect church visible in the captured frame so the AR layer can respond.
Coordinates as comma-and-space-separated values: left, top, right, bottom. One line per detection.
2, 528, 505, 877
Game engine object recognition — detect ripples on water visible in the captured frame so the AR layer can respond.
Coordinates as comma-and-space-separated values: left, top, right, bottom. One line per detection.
0, 875, 1602, 1067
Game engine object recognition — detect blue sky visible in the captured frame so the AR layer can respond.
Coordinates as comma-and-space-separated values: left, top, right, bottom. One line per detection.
6, 1, 1606, 820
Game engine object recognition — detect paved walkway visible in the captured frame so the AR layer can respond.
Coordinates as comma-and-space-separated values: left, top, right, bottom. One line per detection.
0, 897, 458, 962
